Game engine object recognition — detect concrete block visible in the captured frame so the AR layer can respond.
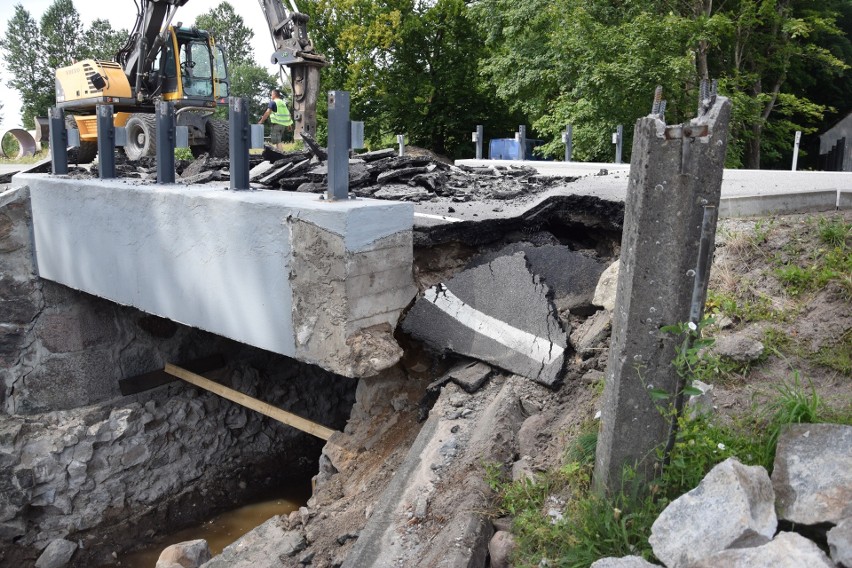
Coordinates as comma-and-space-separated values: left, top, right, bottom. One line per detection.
348, 286, 417, 322
839, 190, 852, 209
22, 174, 414, 378
345, 267, 416, 299
718, 190, 838, 218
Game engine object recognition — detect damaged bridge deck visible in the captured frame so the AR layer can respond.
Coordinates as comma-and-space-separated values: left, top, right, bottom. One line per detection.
16, 173, 416, 378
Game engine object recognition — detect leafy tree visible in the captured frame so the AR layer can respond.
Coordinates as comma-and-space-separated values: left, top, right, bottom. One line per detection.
382, 0, 517, 157
196, 2, 255, 66
0, 5, 53, 128
40, 0, 84, 71
1, 1, 130, 127
82, 18, 128, 61
714, 0, 848, 168
228, 62, 280, 122
475, 0, 849, 167
302, 0, 519, 157
476, 0, 697, 162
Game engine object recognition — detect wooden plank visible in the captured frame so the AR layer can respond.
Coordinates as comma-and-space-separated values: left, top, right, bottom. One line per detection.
164, 363, 336, 441
119, 354, 226, 396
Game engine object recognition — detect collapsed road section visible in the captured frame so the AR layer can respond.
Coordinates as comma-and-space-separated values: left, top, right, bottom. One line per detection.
1, 138, 628, 566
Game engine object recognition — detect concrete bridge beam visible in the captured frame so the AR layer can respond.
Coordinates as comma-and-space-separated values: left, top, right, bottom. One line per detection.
20, 174, 416, 378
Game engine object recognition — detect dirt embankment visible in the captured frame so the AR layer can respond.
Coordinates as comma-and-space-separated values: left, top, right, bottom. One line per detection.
277, 210, 850, 567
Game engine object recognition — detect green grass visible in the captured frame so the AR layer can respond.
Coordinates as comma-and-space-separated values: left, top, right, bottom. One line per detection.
818, 217, 852, 248
487, 373, 848, 567
705, 289, 784, 324
811, 329, 852, 377
0, 148, 49, 165
772, 216, 852, 299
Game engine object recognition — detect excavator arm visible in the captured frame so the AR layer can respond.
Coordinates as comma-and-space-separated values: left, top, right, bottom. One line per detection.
117, 0, 190, 102
258, 0, 327, 140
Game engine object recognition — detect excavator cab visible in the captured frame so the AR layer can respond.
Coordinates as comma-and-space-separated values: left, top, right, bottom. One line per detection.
154, 26, 229, 104
55, 0, 232, 161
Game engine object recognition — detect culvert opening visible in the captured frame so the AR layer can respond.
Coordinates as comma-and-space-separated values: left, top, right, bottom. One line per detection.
1, 325, 358, 568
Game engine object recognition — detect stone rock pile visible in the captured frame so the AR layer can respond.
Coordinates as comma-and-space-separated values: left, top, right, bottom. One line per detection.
594, 423, 852, 568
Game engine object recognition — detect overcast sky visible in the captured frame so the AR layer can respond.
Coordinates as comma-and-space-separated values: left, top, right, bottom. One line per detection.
0, 0, 283, 129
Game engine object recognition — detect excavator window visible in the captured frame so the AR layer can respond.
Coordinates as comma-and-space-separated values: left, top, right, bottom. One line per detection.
214, 46, 229, 99
180, 41, 214, 98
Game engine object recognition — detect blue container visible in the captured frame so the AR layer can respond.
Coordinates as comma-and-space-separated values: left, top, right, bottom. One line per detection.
488, 138, 545, 160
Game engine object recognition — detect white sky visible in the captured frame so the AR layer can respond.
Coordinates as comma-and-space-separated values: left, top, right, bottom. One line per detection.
0, 0, 283, 129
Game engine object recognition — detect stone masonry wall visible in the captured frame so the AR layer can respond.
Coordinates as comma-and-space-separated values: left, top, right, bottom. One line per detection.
0, 358, 356, 563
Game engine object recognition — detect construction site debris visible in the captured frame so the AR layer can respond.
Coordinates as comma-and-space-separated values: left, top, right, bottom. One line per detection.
53, 144, 577, 203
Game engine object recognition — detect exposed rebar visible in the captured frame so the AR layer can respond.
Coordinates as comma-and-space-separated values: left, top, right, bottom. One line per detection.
651, 85, 663, 116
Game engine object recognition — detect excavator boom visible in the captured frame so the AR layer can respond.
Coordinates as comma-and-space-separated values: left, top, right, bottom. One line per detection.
258, 0, 327, 140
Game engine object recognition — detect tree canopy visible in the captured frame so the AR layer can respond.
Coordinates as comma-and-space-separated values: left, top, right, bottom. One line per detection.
0, 0, 128, 128
195, 2, 255, 66
301, 0, 849, 167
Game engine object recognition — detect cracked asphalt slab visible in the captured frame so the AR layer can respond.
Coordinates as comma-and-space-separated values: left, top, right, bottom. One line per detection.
402, 252, 567, 386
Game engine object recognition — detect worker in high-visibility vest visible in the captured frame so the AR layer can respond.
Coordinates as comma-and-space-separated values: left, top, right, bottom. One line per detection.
258, 89, 293, 149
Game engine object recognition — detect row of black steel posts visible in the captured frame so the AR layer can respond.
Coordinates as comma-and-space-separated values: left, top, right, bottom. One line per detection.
48, 93, 365, 201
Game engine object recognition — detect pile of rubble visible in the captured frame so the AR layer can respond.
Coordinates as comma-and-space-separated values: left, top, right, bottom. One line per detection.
248, 145, 575, 202
72, 140, 577, 203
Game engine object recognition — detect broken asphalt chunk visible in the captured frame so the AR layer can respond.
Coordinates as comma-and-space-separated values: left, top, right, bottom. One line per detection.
468, 244, 607, 316
402, 252, 567, 386
427, 360, 494, 394
299, 132, 328, 161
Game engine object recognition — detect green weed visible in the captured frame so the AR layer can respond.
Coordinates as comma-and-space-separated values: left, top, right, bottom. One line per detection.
174, 147, 193, 161
705, 289, 782, 323
752, 218, 775, 246
812, 332, 852, 376
817, 217, 851, 248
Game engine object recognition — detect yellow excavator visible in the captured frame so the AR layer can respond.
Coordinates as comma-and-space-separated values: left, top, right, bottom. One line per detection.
54, 0, 325, 162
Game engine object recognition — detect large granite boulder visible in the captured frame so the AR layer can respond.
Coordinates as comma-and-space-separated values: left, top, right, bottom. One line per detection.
828, 517, 852, 567
772, 423, 852, 525
689, 531, 834, 568
649, 458, 776, 568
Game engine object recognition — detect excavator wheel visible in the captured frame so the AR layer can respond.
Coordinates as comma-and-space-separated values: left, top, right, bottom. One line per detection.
65, 116, 98, 164
207, 119, 229, 159
191, 118, 229, 159
124, 114, 158, 161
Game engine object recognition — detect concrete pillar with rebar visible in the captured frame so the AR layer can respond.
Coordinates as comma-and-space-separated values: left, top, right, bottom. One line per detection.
594, 88, 732, 491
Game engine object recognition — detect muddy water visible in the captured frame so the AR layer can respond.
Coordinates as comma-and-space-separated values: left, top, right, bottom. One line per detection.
116, 487, 309, 567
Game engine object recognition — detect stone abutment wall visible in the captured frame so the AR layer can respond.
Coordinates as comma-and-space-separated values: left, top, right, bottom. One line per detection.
0, 185, 357, 565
